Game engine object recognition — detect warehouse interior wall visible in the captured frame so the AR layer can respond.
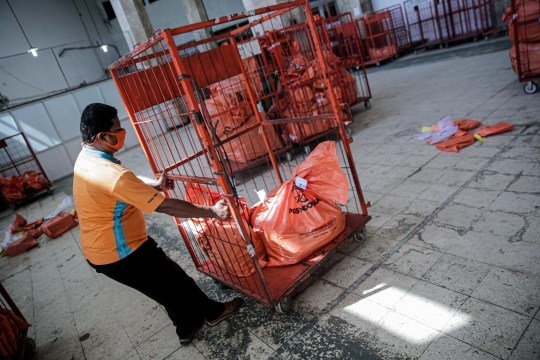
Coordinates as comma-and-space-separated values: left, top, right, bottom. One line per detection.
0, 0, 402, 182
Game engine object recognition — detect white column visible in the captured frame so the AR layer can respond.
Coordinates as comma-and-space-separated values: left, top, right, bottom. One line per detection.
110, 0, 153, 49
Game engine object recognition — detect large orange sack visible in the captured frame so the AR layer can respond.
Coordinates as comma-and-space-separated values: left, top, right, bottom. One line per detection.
222, 116, 283, 163
41, 212, 78, 239
2, 235, 38, 257
185, 183, 267, 277
476, 122, 514, 137
251, 141, 347, 267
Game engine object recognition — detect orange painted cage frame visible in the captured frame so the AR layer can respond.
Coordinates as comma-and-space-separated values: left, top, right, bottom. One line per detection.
108, 0, 371, 311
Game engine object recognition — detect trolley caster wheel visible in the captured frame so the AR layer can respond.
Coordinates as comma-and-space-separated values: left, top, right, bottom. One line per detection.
394, 53, 400, 59
24, 337, 36, 359
345, 126, 352, 138
473, 36, 478, 42
414, 50, 418, 55
484, 36, 489, 41
364, 101, 371, 110
302, 145, 311, 156
376, 62, 381, 67
283, 151, 294, 162
439, 44, 444, 49
275, 295, 292, 314
523, 81, 537, 94
354, 227, 367, 242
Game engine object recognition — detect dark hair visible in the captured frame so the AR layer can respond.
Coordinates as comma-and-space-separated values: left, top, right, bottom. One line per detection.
80, 103, 118, 143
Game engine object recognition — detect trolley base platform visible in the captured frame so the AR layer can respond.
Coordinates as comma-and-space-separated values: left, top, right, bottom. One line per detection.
199, 212, 371, 308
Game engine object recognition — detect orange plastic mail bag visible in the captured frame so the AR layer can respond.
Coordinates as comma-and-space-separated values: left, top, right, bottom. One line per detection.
184, 183, 267, 277
475, 122, 514, 137
251, 141, 347, 267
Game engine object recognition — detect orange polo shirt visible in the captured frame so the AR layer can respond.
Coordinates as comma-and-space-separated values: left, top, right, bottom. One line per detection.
73, 147, 165, 265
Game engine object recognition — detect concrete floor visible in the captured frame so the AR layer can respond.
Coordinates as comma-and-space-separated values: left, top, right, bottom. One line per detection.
1, 46, 540, 360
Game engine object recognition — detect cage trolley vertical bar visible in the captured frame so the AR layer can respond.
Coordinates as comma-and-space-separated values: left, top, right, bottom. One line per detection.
238, 11, 372, 153
509, 0, 540, 94
0, 282, 36, 359
109, 0, 371, 312
477, 0, 511, 37
404, 0, 445, 52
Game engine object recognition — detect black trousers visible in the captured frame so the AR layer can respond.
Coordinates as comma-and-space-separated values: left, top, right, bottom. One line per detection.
89, 238, 224, 338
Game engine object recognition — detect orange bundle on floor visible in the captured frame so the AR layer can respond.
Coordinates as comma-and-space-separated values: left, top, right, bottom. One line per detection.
251, 141, 347, 267
475, 122, 514, 137
41, 212, 78, 239
2, 235, 38, 257
454, 119, 482, 131
435, 130, 476, 153
185, 183, 267, 277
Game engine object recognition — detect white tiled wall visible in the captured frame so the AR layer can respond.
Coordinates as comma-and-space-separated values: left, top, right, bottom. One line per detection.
43, 94, 82, 141
10, 103, 62, 152
0, 79, 135, 181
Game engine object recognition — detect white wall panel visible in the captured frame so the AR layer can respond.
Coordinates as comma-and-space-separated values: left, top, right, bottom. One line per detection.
64, 137, 83, 167
98, 81, 128, 120
11, 103, 61, 152
0, 112, 20, 138
43, 94, 81, 141
73, 86, 105, 111
36, 146, 73, 181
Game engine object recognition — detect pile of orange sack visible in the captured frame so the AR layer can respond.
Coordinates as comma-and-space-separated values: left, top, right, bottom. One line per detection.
502, 0, 540, 76
0, 171, 50, 203
415, 116, 514, 152
184, 141, 349, 277
0, 305, 31, 359
262, 34, 358, 143
1, 210, 78, 257
203, 45, 283, 164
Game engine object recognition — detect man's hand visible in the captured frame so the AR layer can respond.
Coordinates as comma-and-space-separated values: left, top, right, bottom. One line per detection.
212, 199, 232, 221
153, 170, 175, 192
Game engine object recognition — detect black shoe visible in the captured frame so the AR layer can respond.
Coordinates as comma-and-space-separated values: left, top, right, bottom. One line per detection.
179, 318, 204, 346
206, 298, 244, 327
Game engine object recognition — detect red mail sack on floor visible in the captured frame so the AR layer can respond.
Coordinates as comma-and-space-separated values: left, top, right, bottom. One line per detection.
9, 214, 27, 234
251, 141, 347, 267
25, 228, 44, 239
436, 131, 476, 153
21, 218, 43, 231
454, 119, 482, 131
2, 235, 38, 257
41, 212, 78, 239
475, 122, 514, 137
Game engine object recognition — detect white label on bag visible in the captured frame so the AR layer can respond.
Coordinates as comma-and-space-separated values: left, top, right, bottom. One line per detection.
295, 176, 308, 190
255, 189, 268, 203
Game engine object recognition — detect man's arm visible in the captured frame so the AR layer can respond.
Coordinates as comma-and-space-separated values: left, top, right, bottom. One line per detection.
155, 198, 231, 220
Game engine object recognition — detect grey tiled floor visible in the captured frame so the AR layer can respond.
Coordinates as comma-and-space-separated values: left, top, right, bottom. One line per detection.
1, 47, 540, 360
